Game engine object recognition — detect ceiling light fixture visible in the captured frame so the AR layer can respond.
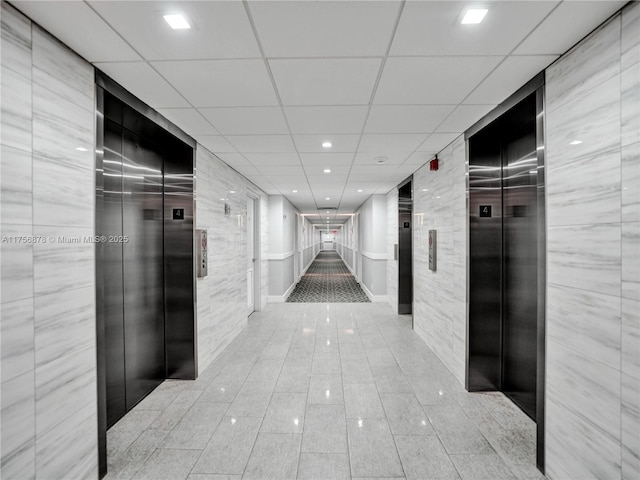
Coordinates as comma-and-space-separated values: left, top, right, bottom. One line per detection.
570, 140, 583, 145
322, 141, 332, 148
461, 8, 488, 24
76, 147, 88, 152
375, 156, 388, 164
357, 189, 363, 193
292, 190, 298, 193
323, 169, 331, 173
164, 14, 191, 29
325, 197, 330, 200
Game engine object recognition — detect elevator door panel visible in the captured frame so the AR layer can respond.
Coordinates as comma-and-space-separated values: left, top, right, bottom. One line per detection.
104, 119, 126, 427
122, 131, 165, 411
398, 180, 413, 315
502, 100, 538, 419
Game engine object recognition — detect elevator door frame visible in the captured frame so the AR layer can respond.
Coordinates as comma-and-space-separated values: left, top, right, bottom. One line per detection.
464, 72, 546, 474
95, 72, 198, 479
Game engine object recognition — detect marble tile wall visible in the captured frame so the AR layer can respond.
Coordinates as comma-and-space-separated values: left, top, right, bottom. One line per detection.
545, 3, 639, 479
1, 3, 98, 479
412, 135, 467, 385
386, 188, 398, 313
195, 146, 269, 372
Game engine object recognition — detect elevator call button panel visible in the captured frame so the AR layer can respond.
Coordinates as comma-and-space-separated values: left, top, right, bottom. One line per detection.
428, 230, 437, 272
197, 229, 208, 278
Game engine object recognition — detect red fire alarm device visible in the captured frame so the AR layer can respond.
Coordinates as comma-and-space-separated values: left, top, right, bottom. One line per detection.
429, 156, 439, 171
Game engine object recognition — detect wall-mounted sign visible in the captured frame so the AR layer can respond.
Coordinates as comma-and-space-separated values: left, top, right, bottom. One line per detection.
403, 221, 410, 229
428, 229, 437, 271
479, 205, 492, 218
173, 208, 184, 220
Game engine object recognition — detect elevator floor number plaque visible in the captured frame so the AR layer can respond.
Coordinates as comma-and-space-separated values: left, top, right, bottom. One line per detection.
479, 205, 492, 217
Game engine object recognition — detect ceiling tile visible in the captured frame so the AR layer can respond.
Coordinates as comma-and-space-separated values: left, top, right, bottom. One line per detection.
244, 153, 301, 166
358, 134, 428, 152
374, 56, 503, 105
514, 1, 627, 55
261, 175, 307, 187
196, 136, 237, 154
465, 55, 558, 104
364, 105, 457, 134
256, 165, 305, 176
436, 105, 496, 133
307, 175, 348, 186
248, 1, 400, 57
94, 62, 189, 108
391, 1, 559, 56
350, 164, 415, 175
225, 135, 296, 153
299, 153, 355, 167
354, 152, 409, 165
199, 107, 289, 135
270, 58, 381, 105
152, 59, 278, 107
293, 135, 360, 153
414, 133, 461, 154
157, 108, 218, 135
215, 153, 251, 166
14, 1, 141, 62
303, 165, 351, 176
88, 1, 260, 60
284, 106, 368, 134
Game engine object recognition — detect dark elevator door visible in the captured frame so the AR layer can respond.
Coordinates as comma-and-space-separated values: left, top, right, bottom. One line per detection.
398, 179, 413, 315
501, 99, 538, 418
104, 119, 165, 428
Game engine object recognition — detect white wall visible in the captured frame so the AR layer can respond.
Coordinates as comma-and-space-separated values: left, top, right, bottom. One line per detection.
544, 4, 639, 479
267, 195, 298, 301
195, 147, 269, 373
355, 195, 388, 300
412, 135, 467, 383
1, 4, 98, 478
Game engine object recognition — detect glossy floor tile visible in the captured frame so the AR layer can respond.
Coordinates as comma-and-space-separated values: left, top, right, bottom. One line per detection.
105, 303, 541, 480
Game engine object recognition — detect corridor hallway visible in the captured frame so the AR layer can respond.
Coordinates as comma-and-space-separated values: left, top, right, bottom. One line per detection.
287, 252, 369, 303
105, 303, 539, 480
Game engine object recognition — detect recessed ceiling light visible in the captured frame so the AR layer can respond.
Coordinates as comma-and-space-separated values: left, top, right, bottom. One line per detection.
292, 190, 298, 193
327, 216, 330, 219
325, 197, 330, 200
357, 189, 363, 193
323, 169, 331, 173
76, 147, 88, 152
461, 8, 488, 24
322, 141, 332, 148
570, 140, 583, 145
164, 14, 191, 29
229, 190, 235, 194
422, 188, 428, 192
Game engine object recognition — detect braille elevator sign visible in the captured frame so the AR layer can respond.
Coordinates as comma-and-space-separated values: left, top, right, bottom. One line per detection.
479, 205, 492, 218
173, 208, 184, 220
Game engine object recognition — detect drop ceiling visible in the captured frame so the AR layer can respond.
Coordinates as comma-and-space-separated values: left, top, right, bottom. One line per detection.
12, 0, 625, 224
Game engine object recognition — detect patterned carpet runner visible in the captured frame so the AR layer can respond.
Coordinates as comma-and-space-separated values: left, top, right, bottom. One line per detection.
286, 251, 370, 303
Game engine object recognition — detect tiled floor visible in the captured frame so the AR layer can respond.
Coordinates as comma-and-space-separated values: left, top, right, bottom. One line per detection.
106, 303, 544, 480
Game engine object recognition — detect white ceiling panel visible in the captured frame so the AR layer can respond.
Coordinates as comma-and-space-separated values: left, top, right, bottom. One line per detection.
351, 164, 416, 175
199, 107, 288, 135
436, 105, 496, 133
88, 1, 260, 61
152, 59, 278, 107
225, 135, 296, 153
215, 153, 251, 166
261, 175, 307, 188
13, 1, 141, 62
391, 1, 559, 56
374, 56, 503, 105
195, 136, 237, 154
244, 153, 301, 166
94, 62, 189, 108
365, 105, 457, 134
414, 133, 461, 155
256, 165, 305, 176
465, 55, 558, 104
299, 153, 355, 167
270, 58, 381, 106
284, 106, 368, 134
294, 135, 360, 153
358, 134, 428, 153
354, 152, 410, 165
157, 108, 218, 136
307, 174, 348, 186
514, 2, 626, 55
248, 1, 400, 57
304, 165, 351, 176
